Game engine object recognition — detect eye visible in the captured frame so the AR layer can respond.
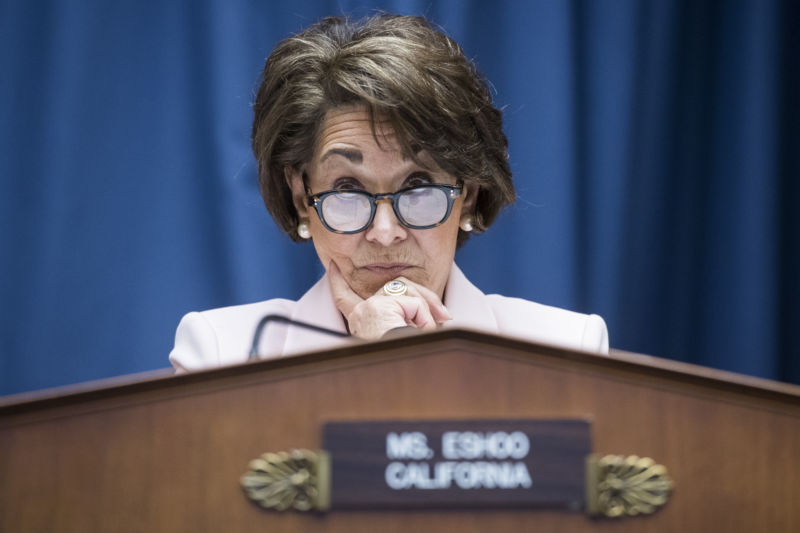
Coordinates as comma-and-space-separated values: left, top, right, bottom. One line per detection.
331, 177, 364, 191
404, 172, 433, 188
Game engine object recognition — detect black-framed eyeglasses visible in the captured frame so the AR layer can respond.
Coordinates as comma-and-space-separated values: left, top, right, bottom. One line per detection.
306, 183, 463, 234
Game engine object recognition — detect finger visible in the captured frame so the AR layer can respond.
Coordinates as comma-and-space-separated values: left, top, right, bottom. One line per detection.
347, 297, 409, 339
367, 280, 437, 325
392, 277, 452, 324
326, 261, 363, 318
394, 295, 437, 331
362, 284, 436, 331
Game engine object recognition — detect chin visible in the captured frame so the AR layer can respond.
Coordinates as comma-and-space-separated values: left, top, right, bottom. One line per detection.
350, 267, 431, 299
348, 276, 392, 299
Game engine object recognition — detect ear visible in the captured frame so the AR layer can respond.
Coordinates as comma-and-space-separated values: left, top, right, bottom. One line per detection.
461, 182, 479, 213
285, 166, 310, 219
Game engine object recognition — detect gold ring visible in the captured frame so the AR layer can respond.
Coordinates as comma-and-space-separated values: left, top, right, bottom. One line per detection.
383, 280, 407, 296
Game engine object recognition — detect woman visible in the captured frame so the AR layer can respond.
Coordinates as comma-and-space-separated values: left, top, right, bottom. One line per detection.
170, 14, 608, 371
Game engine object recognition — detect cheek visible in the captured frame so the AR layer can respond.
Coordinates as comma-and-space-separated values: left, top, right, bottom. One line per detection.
408, 225, 458, 297
309, 225, 360, 266
418, 222, 460, 266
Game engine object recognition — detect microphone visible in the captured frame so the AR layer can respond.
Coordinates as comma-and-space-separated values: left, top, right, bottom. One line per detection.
249, 314, 351, 360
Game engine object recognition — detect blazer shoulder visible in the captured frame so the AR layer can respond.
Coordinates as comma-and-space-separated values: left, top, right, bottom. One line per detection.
169, 298, 296, 372
485, 294, 609, 354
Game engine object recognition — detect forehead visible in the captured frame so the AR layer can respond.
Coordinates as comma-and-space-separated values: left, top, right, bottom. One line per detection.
311, 107, 444, 174
313, 107, 398, 159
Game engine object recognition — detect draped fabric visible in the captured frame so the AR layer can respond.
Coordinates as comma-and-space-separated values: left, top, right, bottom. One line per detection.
1, 0, 797, 395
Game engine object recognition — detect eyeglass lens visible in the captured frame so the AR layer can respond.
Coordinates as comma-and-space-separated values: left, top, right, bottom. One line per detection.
321, 192, 372, 232
397, 187, 448, 226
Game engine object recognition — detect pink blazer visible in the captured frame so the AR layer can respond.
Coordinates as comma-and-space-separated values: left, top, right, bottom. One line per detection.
169, 264, 608, 372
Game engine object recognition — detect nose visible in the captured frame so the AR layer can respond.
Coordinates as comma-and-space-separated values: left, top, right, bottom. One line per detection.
364, 199, 407, 246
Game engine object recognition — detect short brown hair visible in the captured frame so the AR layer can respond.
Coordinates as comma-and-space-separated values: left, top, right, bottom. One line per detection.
252, 14, 514, 246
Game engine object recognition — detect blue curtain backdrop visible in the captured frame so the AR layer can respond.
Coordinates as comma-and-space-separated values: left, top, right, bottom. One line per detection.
1, 0, 797, 396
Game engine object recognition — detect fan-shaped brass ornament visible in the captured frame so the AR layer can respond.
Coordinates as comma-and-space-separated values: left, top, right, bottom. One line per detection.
240, 449, 330, 512
586, 454, 672, 518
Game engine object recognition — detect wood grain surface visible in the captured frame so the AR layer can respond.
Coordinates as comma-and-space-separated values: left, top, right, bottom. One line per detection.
1, 329, 798, 532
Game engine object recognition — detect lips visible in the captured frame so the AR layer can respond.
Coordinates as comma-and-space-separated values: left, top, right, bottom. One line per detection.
361, 263, 412, 277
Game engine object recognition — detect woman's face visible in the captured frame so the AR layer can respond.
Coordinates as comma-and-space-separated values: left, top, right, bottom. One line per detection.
287, 106, 475, 300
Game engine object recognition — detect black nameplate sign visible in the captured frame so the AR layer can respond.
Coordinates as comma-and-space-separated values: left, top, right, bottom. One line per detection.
322, 419, 591, 510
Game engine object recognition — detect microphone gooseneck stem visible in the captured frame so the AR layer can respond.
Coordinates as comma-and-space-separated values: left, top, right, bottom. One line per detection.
249, 314, 350, 360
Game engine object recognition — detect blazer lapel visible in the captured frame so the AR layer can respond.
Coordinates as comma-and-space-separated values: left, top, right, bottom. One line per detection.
443, 264, 499, 334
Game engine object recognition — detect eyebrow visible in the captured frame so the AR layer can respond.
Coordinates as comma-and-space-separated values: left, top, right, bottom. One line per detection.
320, 148, 363, 164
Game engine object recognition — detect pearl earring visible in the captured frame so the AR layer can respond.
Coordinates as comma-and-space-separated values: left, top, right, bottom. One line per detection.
459, 216, 473, 232
297, 221, 311, 240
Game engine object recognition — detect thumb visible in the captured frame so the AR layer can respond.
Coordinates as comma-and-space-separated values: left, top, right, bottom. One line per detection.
326, 261, 363, 317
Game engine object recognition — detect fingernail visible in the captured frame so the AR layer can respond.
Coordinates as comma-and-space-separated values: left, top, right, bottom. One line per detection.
443, 305, 453, 320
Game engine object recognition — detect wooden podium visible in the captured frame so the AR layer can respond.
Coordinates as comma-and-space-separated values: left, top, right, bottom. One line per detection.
1, 329, 799, 532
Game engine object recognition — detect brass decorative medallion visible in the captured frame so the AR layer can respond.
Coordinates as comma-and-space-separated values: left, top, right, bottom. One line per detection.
586, 454, 672, 518
241, 449, 330, 512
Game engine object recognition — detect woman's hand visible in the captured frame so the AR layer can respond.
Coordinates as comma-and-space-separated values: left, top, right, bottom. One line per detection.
327, 262, 452, 340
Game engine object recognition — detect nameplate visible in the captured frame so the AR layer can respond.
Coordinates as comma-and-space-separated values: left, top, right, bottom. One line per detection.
322, 419, 591, 510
